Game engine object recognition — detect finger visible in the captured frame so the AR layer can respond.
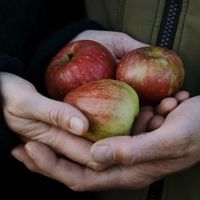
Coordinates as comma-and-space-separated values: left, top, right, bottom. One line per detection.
114, 35, 148, 59
21, 141, 199, 191
11, 144, 41, 173
90, 126, 184, 165
174, 90, 190, 103
147, 115, 164, 131
6, 114, 106, 170
22, 142, 131, 191
46, 130, 107, 170
156, 97, 178, 116
25, 142, 174, 191
27, 133, 106, 171
0, 73, 88, 135
24, 141, 119, 191
132, 106, 154, 135
24, 142, 59, 174
25, 93, 89, 136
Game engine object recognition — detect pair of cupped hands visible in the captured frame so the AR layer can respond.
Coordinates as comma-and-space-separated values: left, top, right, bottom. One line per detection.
1, 30, 200, 191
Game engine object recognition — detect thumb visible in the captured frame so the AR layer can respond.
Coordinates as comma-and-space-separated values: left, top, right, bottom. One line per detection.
90, 126, 178, 165
26, 92, 89, 136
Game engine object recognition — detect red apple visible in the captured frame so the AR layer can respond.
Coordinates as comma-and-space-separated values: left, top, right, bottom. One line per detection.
45, 40, 116, 100
64, 79, 139, 141
116, 46, 185, 105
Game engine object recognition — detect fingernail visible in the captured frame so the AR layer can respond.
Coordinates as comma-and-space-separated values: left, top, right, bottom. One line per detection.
25, 143, 34, 158
69, 116, 84, 135
11, 151, 23, 162
91, 145, 113, 163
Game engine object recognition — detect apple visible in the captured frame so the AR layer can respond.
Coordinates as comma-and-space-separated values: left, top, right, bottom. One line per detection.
64, 79, 139, 141
45, 40, 116, 100
116, 46, 185, 105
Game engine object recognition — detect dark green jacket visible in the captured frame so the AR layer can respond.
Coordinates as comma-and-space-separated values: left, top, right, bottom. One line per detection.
85, 0, 200, 96
85, 0, 200, 200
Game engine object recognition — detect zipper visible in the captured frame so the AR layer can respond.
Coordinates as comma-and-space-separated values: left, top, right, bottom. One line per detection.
156, 0, 183, 49
146, 1, 183, 200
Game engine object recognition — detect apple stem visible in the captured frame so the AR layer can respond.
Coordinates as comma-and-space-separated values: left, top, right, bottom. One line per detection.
67, 53, 73, 61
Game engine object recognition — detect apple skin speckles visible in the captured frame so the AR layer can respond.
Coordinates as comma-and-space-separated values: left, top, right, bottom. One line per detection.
116, 46, 185, 105
45, 40, 117, 100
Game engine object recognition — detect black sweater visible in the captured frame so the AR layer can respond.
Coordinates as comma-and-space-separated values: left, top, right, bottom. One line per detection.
0, 0, 102, 197
0, 0, 103, 156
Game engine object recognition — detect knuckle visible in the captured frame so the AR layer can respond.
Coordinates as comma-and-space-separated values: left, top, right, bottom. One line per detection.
124, 153, 135, 165
48, 106, 62, 126
117, 144, 142, 165
116, 147, 136, 165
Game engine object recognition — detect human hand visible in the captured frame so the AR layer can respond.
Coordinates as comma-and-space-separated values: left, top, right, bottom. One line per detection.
132, 90, 190, 134
72, 30, 147, 62
84, 95, 200, 187
0, 72, 101, 169
11, 91, 193, 191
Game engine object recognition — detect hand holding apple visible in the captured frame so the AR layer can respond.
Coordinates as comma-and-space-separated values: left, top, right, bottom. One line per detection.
116, 46, 185, 105
10, 90, 192, 191
64, 79, 139, 141
71, 30, 147, 62
0, 72, 103, 169
45, 40, 116, 100
45, 38, 186, 142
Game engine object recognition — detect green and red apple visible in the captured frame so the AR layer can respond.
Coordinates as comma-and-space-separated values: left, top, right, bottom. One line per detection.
64, 79, 139, 141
